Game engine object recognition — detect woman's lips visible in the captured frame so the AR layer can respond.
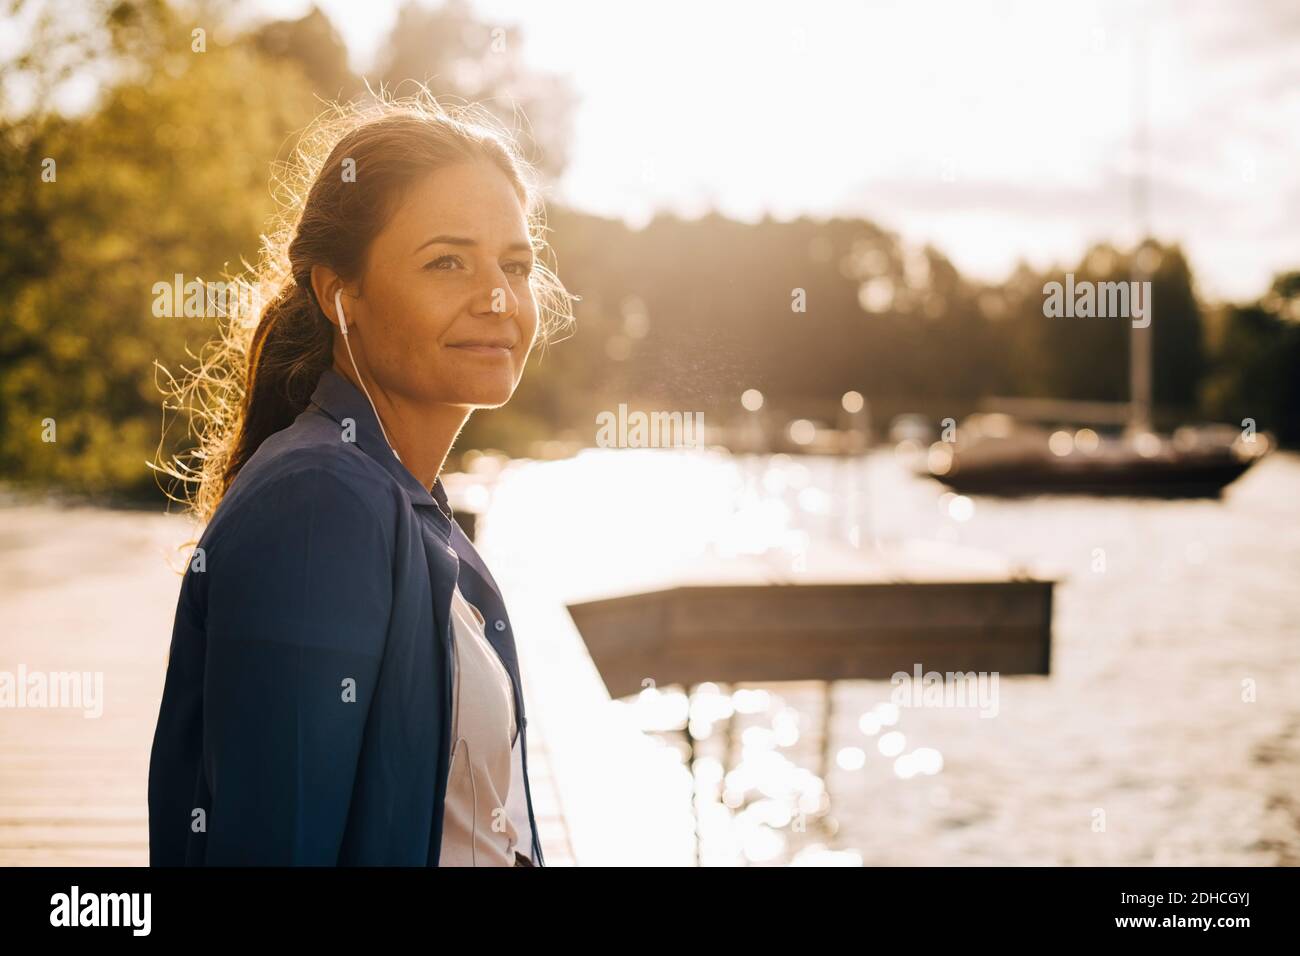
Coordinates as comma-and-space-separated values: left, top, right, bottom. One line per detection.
448, 343, 513, 355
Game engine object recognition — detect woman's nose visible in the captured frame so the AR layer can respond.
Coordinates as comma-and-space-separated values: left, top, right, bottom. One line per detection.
473, 270, 518, 318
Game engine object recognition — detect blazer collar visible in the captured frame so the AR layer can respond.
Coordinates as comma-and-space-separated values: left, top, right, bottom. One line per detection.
308, 366, 456, 520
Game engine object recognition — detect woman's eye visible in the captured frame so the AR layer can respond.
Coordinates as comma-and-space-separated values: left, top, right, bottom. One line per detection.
425, 255, 462, 271
504, 260, 534, 277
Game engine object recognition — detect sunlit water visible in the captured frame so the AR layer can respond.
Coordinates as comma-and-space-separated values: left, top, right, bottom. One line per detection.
477, 447, 1300, 866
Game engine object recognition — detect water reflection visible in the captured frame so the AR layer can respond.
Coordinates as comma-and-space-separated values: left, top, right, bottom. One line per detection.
626, 679, 954, 865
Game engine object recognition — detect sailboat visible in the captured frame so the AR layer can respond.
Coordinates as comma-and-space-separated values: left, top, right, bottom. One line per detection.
924, 17, 1269, 500
924, 405, 1265, 499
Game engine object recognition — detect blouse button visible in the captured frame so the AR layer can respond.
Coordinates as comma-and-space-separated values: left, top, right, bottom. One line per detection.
494, 619, 506, 632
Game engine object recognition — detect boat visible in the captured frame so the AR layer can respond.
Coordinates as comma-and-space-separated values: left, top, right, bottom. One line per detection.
924, 409, 1266, 499
924, 21, 1269, 501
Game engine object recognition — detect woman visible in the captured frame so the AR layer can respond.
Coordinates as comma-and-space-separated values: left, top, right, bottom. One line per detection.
147, 97, 574, 866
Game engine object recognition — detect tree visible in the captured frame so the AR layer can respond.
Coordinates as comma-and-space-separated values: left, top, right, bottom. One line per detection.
0, 0, 319, 498
1202, 272, 1300, 445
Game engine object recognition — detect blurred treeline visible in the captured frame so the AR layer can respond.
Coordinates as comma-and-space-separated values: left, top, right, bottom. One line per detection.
2, 0, 1297, 503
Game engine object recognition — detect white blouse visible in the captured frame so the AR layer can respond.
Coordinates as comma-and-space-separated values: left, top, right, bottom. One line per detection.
438, 582, 521, 866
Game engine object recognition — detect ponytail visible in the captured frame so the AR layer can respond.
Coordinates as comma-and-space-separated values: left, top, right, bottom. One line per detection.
222, 277, 332, 498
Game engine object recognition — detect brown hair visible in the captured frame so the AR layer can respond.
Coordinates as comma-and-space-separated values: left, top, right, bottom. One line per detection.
155, 92, 574, 522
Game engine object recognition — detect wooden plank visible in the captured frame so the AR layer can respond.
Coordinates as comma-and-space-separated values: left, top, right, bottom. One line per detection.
568, 581, 1053, 698
669, 582, 1053, 629
0, 847, 148, 866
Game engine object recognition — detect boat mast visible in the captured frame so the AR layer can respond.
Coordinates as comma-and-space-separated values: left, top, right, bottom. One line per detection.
1128, 11, 1153, 435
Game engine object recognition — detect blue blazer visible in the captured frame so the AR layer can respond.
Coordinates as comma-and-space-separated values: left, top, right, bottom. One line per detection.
147, 367, 546, 866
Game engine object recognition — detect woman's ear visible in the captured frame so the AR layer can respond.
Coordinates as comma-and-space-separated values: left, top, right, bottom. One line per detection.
310, 265, 346, 328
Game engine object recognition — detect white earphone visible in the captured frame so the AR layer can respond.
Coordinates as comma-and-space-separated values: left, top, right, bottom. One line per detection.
335, 288, 401, 462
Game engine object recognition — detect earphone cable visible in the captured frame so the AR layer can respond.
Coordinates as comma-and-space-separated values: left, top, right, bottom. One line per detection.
335, 289, 402, 462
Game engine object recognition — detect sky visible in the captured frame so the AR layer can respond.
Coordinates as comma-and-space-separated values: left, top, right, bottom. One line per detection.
239, 0, 1299, 300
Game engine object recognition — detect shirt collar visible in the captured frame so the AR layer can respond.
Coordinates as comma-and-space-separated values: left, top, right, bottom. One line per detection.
307, 366, 455, 520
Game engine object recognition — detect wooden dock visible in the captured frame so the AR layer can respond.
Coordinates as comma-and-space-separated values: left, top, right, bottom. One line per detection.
0, 503, 574, 866
568, 580, 1053, 700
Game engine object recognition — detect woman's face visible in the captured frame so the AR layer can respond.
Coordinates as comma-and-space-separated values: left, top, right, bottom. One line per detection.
342, 161, 539, 409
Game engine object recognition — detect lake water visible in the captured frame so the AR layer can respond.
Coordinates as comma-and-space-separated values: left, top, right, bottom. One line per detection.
474, 447, 1300, 866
